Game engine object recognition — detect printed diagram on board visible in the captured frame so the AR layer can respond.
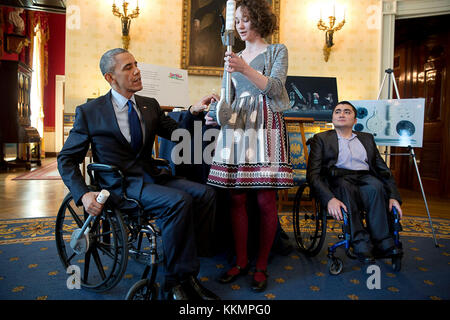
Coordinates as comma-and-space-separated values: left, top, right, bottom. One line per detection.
350, 99, 425, 147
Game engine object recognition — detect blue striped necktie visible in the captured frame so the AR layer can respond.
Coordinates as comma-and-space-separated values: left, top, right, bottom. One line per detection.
127, 100, 143, 153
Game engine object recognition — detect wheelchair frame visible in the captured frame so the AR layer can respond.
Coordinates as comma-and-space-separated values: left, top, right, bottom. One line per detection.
55, 162, 165, 296
292, 182, 403, 275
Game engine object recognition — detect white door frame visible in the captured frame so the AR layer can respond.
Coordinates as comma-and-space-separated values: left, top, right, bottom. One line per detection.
55, 75, 65, 153
379, 0, 450, 99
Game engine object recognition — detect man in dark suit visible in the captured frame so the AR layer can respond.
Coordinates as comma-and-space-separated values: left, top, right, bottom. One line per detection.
58, 48, 220, 300
307, 101, 403, 262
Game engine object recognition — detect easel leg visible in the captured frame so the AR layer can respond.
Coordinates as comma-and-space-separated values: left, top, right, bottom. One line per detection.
409, 147, 439, 247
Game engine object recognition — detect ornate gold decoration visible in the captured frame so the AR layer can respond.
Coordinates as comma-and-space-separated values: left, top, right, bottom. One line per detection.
6, 34, 30, 54
317, 5, 345, 62
112, 1, 140, 50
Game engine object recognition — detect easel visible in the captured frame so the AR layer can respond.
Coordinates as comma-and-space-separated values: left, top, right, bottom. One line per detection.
377, 68, 439, 247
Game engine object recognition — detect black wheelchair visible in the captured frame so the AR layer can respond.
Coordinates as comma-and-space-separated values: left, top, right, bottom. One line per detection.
55, 160, 165, 298
292, 182, 403, 275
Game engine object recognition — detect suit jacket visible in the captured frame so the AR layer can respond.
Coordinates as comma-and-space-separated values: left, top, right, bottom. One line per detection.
306, 130, 402, 207
57, 90, 195, 206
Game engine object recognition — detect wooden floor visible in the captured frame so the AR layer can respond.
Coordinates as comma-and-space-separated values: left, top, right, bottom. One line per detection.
1, 157, 449, 220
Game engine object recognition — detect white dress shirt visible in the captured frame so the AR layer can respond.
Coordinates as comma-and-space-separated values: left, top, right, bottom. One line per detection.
335, 132, 369, 171
110, 89, 145, 144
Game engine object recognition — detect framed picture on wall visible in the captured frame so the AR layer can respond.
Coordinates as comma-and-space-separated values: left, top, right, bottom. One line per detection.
283, 76, 339, 121
0, 8, 4, 58
180, 0, 280, 76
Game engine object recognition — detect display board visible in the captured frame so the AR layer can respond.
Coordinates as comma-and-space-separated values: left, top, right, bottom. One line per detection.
350, 99, 425, 147
138, 63, 190, 108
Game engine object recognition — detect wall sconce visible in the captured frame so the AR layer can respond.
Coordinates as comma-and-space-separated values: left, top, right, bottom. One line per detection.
317, 4, 345, 62
112, 1, 140, 50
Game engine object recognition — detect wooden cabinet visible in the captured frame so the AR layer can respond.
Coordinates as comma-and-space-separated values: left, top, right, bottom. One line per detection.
0, 60, 41, 170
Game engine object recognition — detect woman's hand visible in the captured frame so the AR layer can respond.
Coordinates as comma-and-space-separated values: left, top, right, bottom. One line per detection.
225, 52, 249, 74
225, 51, 268, 91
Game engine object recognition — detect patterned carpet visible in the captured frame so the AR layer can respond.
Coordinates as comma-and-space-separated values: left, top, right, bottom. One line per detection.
12, 161, 61, 180
0, 213, 449, 300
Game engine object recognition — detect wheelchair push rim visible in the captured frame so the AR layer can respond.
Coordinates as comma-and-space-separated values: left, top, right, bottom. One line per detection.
292, 183, 327, 257
55, 192, 128, 292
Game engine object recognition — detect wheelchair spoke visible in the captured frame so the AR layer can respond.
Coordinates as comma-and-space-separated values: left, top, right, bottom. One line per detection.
84, 250, 92, 281
91, 247, 107, 280
92, 230, 113, 239
293, 184, 327, 257
56, 192, 129, 292
66, 252, 77, 265
96, 242, 119, 260
66, 202, 84, 228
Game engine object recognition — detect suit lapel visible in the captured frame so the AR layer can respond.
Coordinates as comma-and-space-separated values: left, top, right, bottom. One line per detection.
135, 95, 152, 146
329, 130, 339, 163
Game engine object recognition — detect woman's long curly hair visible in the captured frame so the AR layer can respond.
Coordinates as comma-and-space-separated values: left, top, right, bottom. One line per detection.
235, 0, 277, 38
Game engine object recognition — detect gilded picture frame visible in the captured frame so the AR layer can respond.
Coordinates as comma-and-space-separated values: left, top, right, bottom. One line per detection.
181, 0, 280, 76
0, 8, 4, 58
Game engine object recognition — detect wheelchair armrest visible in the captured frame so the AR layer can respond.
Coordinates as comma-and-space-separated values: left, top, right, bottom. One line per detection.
87, 163, 125, 180
87, 163, 122, 174
87, 163, 126, 195
86, 163, 145, 224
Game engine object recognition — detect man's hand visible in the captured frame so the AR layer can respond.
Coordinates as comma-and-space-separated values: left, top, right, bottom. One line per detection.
81, 192, 104, 216
204, 114, 218, 127
327, 197, 347, 221
190, 93, 220, 115
389, 198, 403, 219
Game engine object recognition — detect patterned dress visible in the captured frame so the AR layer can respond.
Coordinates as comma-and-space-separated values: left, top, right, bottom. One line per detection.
207, 47, 294, 189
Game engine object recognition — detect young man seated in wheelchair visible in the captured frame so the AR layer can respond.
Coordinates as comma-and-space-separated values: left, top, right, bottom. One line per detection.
58, 48, 220, 300
306, 101, 403, 263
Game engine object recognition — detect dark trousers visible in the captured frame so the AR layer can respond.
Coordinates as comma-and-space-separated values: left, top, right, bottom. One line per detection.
138, 177, 216, 289
330, 174, 395, 254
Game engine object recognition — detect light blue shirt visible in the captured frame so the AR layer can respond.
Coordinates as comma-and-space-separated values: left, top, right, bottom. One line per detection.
336, 132, 369, 171
110, 89, 145, 144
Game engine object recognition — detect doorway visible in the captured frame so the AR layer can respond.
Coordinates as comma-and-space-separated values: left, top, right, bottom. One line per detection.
390, 14, 450, 197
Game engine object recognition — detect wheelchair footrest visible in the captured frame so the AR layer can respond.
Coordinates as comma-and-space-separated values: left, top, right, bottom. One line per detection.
129, 249, 160, 266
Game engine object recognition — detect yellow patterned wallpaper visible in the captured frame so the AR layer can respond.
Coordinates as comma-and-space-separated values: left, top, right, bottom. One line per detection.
65, 0, 381, 113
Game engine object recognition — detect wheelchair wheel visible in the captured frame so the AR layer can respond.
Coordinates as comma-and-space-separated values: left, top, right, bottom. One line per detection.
293, 183, 327, 256
125, 279, 159, 300
55, 192, 128, 292
328, 257, 343, 275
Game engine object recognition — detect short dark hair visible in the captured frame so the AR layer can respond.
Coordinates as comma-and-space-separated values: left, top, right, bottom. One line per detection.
333, 101, 357, 118
236, 0, 277, 38
99, 48, 128, 76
